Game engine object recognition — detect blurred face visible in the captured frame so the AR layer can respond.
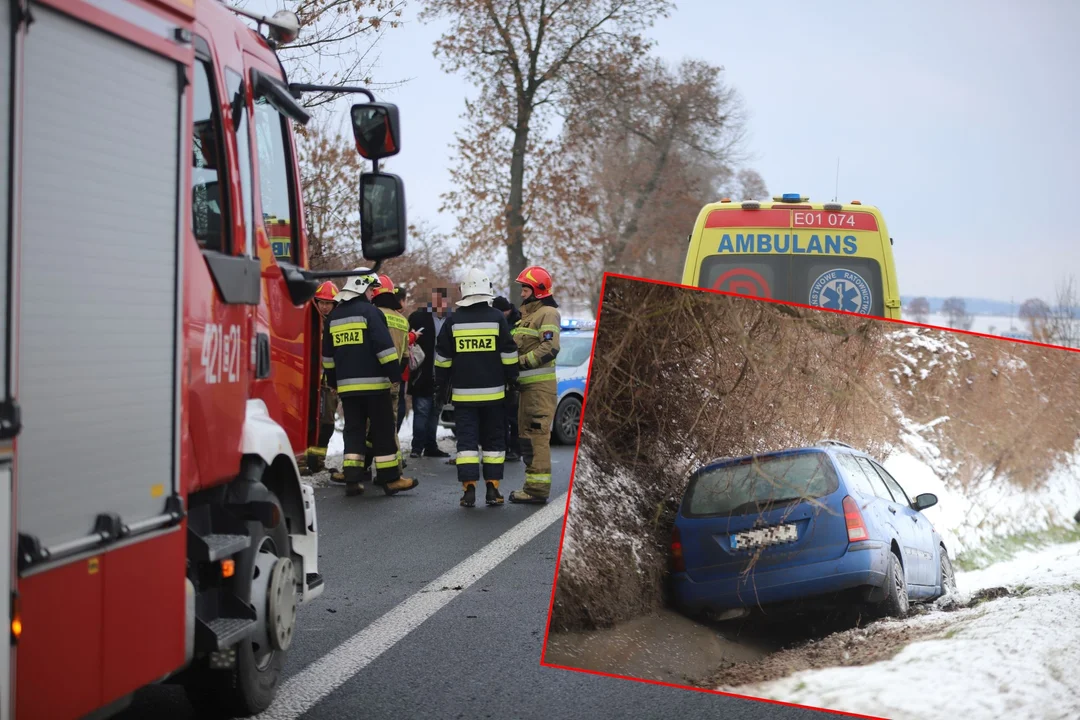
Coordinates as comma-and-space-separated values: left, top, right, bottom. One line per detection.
501, 308, 511, 319
315, 299, 335, 318
520, 284, 534, 303
431, 290, 448, 316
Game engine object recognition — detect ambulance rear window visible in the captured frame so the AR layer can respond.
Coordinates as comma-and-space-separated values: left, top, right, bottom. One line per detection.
700, 255, 884, 317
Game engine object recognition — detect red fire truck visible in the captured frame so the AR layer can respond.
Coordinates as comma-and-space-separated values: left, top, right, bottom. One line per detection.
1, 0, 407, 717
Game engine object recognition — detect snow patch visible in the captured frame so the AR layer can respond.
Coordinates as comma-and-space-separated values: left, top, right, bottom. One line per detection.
739, 542, 1080, 720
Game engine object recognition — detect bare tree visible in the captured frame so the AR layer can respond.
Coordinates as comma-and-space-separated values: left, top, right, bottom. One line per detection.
908, 296, 931, 324
278, 0, 408, 109
942, 297, 973, 330
1019, 298, 1052, 343
420, 0, 674, 292
1048, 275, 1079, 348
539, 57, 763, 310
296, 120, 366, 271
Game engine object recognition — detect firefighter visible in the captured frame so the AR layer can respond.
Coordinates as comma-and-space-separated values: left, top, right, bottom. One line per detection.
300, 281, 345, 483
322, 270, 419, 497
492, 295, 523, 462
433, 268, 519, 507
507, 266, 560, 504
363, 273, 410, 479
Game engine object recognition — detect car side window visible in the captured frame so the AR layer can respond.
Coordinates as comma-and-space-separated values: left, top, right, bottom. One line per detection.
855, 456, 896, 502
252, 94, 297, 264
868, 460, 912, 506
191, 56, 228, 251
835, 454, 876, 497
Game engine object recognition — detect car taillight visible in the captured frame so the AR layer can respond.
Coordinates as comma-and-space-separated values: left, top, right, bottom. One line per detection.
843, 496, 869, 542
671, 526, 686, 573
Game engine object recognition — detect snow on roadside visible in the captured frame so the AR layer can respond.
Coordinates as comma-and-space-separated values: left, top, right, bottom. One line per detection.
882, 432, 1080, 559
736, 542, 1080, 720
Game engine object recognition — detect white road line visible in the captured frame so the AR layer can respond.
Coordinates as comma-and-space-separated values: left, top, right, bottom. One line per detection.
256, 492, 568, 720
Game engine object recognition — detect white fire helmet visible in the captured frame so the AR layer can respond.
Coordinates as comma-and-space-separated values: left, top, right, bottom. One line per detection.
456, 267, 495, 307
335, 269, 380, 302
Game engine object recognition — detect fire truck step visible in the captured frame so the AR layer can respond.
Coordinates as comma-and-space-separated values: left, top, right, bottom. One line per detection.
191, 533, 252, 563
198, 616, 258, 652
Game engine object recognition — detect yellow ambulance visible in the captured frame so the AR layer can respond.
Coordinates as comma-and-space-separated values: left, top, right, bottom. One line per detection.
681, 194, 901, 319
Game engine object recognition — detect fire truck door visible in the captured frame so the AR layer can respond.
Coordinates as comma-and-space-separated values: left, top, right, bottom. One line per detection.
1, 1, 17, 716
16, 3, 182, 566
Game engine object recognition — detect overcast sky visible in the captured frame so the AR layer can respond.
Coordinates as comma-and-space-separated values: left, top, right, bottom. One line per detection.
284, 0, 1079, 303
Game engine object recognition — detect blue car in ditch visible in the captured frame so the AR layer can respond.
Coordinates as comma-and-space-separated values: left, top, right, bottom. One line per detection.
670, 440, 957, 620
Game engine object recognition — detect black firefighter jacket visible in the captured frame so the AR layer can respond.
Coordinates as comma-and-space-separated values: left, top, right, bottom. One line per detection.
322, 295, 402, 396
433, 303, 519, 405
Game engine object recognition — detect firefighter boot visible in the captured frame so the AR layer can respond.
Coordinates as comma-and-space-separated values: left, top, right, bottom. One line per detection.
304, 448, 327, 475
508, 490, 547, 504
382, 476, 419, 496
343, 463, 365, 497
328, 468, 346, 485
485, 481, 504, 506
460, 481, 477, 507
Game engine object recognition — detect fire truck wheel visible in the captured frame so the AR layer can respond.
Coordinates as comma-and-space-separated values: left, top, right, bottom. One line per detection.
185, 505, 292, 718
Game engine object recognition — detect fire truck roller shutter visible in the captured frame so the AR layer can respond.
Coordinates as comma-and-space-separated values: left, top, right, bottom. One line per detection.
16, 4, 181, 557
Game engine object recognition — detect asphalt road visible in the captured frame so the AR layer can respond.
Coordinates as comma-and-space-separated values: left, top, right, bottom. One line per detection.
119, 437, 848, 720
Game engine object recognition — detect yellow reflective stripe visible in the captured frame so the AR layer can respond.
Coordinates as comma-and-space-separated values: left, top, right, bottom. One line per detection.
451, 390, 505, 402
378, 351, 400, 365
434, 356, 452, 368
452, 328, 499, 337
306, 447, 327, 456
331, 322, 367, 332
343, 458, 364, 468
512, 327, 539, 337
539, 325, 559, 332
519, 372, 556, 385
456, 456, 480, 465
501, 356, 518, 365
525, 473, 552, 485
339, 380, 392, 392
375, 458, 399, 469
526, 351, 537, 367
482, 457, 505, 465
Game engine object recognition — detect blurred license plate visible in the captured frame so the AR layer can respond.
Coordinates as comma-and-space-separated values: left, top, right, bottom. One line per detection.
731, 523, 798, 550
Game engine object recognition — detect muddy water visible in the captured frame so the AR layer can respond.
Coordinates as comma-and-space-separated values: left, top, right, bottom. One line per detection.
543, 609, 771, 686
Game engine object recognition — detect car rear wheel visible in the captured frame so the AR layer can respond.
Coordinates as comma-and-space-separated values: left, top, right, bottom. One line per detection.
875, 549, 909, 619
938, 546, 957, 599
553, 396, 582, 446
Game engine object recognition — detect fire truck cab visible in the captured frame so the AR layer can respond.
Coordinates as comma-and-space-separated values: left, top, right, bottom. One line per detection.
1, 0, 406, 716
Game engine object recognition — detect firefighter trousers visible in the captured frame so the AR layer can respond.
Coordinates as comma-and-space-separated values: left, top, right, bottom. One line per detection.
518, 382, 556, 498
342, 392, 400, 485
364, 383, 403, 474
303, 385, 339, 472
454, 402, 506, 484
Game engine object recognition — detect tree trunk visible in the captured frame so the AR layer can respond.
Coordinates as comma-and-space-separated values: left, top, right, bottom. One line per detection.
506, 101, 533, 294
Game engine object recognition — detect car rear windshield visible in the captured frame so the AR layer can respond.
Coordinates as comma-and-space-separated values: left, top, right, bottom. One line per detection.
683, 451, 840, 517
699, 254, 885, 317
556, 334, 593, 367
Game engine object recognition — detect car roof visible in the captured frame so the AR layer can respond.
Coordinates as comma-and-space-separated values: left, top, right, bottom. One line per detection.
693, 442, 871, 473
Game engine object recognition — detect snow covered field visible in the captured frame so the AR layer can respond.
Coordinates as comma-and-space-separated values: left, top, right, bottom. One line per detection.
737, 541, 1080, 720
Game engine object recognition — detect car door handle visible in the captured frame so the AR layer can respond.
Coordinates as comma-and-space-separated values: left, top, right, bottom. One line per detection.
888, 507, 897, 514
911, 516, 918, 523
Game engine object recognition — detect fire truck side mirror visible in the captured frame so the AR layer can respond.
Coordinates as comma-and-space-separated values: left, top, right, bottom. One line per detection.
359, 172, 407, 261
350, 102, 400, 160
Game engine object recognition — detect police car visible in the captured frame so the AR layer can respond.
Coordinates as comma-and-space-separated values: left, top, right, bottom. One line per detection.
438, 319, 595, 445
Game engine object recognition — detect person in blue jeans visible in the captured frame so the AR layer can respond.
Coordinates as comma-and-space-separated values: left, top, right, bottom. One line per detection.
407, 287, 452, 457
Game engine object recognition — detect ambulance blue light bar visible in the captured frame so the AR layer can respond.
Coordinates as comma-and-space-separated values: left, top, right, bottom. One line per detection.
561, 319, 596, 330
775, 193, 808, 202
